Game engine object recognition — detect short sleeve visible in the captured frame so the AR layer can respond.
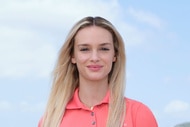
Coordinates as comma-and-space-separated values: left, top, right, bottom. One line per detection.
135, 104, 158, 127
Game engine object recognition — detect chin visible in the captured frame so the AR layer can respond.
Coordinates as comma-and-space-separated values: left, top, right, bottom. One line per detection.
87, 76, 107, 81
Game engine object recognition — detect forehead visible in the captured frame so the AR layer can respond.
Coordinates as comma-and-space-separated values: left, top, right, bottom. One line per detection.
74, 26, 113, 45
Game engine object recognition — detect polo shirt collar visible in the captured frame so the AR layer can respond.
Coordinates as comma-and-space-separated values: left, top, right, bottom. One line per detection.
66, 88, 110, 110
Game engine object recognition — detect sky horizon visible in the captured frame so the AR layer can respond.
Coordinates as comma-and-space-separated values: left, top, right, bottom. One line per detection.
0, 0, 190, 127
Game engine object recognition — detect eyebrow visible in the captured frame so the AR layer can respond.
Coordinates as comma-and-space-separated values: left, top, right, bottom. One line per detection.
77, 42, 112, 46
100, 43, 112, 46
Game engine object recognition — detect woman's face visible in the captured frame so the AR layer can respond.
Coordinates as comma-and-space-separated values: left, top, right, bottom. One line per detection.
72, 26, 116, 82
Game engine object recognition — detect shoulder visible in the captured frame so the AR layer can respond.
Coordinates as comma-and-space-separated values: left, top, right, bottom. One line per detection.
125, 98, 150, 112
124, 98, 158, 127
125, 98, 144, 108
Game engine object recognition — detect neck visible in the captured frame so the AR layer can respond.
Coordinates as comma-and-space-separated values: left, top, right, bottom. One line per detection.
78, 79, 109, 108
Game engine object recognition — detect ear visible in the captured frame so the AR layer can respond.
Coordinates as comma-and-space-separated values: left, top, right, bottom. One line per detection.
71, 57, 76, 64
113, 56, 116, 62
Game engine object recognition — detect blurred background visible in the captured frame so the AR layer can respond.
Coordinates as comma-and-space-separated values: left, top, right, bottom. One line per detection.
175, 122, 190, 127
0, 0, 189, 127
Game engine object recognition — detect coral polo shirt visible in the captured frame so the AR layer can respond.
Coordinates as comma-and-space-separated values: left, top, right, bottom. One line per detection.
59, 89, 158, 127
38, 89, 158, 127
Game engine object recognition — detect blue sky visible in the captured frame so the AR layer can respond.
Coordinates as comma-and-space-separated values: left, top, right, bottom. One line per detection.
0, 0, 189, 127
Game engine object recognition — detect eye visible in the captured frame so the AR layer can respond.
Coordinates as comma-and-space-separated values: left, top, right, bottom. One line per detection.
100, 47, 110, 51
80, 47, 89, 51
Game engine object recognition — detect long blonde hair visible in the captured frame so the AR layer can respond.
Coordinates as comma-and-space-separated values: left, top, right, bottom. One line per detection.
41, 16, 126, 127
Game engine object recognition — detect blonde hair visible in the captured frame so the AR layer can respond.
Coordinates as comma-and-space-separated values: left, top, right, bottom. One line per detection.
41, 16, 126, 127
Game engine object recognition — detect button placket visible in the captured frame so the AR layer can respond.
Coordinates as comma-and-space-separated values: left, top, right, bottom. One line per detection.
91, 111, 96, 126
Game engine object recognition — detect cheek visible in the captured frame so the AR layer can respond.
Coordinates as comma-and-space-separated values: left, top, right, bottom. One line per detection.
103, 56, 115, 65
75, 53, 89, 63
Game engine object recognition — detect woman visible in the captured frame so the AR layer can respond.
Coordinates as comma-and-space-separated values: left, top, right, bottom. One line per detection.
39, 16, 158, 127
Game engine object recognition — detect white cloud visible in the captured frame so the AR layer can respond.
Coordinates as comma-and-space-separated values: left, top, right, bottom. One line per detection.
0, 0, 121, 25
0, 0, 124, 79
19, 101, 45, 113
164, 100, 190, 114
0, 25, 57, 78
128, 7, 164, 29
117, 22, 150, 47
0, 0, 163, 79
0, 101, 12, 111
0, 100, 45, 113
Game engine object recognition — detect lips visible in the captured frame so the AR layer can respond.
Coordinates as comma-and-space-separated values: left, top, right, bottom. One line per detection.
87, 65, 103, 71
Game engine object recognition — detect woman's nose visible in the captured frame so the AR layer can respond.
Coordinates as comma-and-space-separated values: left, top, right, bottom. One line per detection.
90, 50, 100, 62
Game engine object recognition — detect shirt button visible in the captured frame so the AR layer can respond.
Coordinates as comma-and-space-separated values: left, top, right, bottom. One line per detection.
92, 121, 96, 125
91, 112, 94, 116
